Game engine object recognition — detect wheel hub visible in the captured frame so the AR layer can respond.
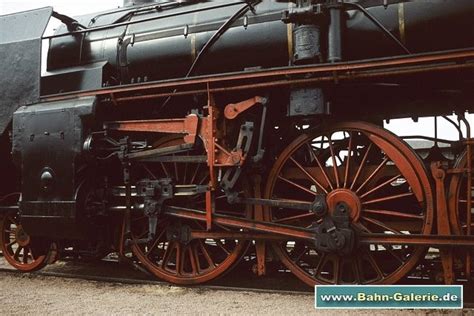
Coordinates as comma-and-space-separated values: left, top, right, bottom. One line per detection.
326, 189, 361, 222
15, 225, 31, 247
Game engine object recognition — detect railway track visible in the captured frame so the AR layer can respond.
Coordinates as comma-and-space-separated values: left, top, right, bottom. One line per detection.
0, 256, 312, 296
2, 257, 474, 308
0, 267, 311, 296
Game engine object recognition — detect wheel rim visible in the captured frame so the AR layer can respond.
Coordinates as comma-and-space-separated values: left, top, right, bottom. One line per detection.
0, 214, 49, 272
265, 122, 433, 285
131, 136, 250, 284
448, 151, 473, 278
449, 151, 472, 236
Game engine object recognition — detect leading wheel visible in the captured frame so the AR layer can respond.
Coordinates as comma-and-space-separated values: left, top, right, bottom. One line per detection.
0, 213, 50, 272
265, 122, 434, 285
130, 136, 251, 284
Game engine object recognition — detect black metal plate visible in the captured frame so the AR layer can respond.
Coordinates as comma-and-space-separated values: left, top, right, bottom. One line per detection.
0, 7, 52, 134
12, 96, 96, 238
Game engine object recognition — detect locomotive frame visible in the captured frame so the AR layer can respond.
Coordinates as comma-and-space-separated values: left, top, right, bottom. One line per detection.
1, 0, 473, 287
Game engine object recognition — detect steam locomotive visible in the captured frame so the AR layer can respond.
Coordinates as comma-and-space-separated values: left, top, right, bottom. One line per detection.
0, 0, 473, 286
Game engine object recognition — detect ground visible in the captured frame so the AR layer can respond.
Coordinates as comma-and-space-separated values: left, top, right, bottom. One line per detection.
0, 272, 462, 315
0, 258, 469, 315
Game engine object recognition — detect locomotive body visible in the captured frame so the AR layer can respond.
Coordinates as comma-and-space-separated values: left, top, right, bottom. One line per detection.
1, 0, 474, 287
45, 0, 473, 89
48, 0, 474, 83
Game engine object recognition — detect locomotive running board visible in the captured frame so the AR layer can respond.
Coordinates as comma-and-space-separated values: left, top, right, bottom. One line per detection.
0, 206, 19, 214
163, 205, 474, 247
41, 48, 474, 103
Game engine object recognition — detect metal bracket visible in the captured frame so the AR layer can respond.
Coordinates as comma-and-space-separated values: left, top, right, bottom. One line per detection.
311, 201, 354, 255
128, 178, 174, 245
221, 122, 255, 191
104, 114, 200, 144
224, 96, 267, 120
281, 4, 325, 24
431, 162, 454, 284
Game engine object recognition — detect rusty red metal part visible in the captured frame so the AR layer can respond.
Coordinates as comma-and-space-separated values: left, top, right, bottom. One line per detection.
431, 162, 454, 284
263, 121, 434, 285
224, 96, 266, 120
252, 175, 267, 276
128, 135, 251, 285
448, 143, 474, 281
0, 214, 50, 272
105, 115, 200, 144
165, 207, 474, 247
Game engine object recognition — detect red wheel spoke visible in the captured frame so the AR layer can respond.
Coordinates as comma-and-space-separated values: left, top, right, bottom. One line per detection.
291, 245, 308, 263
274, 212, 314, 224
175, 244, 183, 275
306, 143, 334, 190
333, 256, 341, 284
192, 245, 201, 273
356, 157, 389, 194
190, 163, 201, 184
365, 249, 384, 280
132, 216, 147, 223
362, 192, 414, 205
343, 132, 353, 188
352, 258, 362, 284
361, 216, 400, 234
161, 241, 175, 268
22, 247, 29, 264
289, 157, 328, 194
214, 223, 232, 232
314, 253, 327, 277
277, 175, 318, 196
142, 164, 157, 180
384, 245, 405, 264
137, 231, 148, 240
146, 230, 166, 256
13, 246, 22, 261
362, 209, 423, 220
215, 194, 229, 201
198, 173, 209, 185
160, 162, 170, 178
215, 240, 230, 255
6, 240, 17, 248
328, 136, 341, 188
188, 246, 199, 275
359, 174, 401, 199
173, 159, 179, 182
350, 143, 373, 191
198, 240, 216, 268
183, 154, 189, 183
352, 222, 371, 233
